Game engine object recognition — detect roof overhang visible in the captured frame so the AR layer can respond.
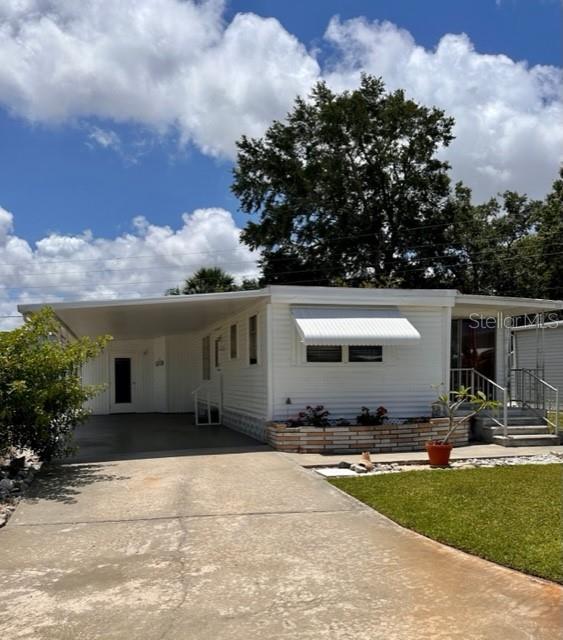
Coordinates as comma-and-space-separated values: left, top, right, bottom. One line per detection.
453, 294, 563, 319
17, 286, 563, 339
18, 290, 270, 339
291, 306, 421, 346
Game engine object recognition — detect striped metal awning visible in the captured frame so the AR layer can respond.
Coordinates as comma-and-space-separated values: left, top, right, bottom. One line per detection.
291, 306, 421, 346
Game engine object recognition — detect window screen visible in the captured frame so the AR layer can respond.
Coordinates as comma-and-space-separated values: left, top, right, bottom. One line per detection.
230, 324, 238, 359
306, 345, 343, 363
348, 345, 383, 362
249, 315, 258, 365
202, 336, 211, 380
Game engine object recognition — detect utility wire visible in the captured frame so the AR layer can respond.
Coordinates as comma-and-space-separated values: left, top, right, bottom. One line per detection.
2, 247, 563, 290
0, 216, 539, 269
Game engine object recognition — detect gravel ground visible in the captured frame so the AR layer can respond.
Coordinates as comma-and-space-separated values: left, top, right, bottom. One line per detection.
0, 450, 41, 528
316, 452, 563, 478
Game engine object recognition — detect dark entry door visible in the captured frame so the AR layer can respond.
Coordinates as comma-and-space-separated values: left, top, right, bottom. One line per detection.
111, 355, 136, 412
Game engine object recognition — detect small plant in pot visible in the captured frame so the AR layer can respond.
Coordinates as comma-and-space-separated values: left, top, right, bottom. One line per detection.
427, 386, 499, 467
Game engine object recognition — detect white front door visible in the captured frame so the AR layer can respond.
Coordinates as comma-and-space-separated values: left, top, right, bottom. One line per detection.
110, 354, 138, 413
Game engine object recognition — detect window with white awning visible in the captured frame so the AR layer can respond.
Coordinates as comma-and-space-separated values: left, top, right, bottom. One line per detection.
291, 306, 421, 346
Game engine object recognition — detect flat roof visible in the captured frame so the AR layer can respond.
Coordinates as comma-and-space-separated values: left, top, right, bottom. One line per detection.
17, 286, 563, 338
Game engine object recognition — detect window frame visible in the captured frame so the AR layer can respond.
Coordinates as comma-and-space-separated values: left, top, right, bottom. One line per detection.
248, 314, 259, 366
348, 345, 383, 363
229, 323, 238, 360
299, 340, 385, 366
305, 345, 344, 363
214, 336, 221, 369
202, 335, 211, 380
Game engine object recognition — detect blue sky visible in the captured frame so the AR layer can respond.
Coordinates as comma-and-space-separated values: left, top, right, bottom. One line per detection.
0, 0, 561, 322
0, 0, 560, 242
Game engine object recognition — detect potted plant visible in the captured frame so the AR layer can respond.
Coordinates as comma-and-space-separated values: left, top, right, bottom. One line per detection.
427, 386, 499, 466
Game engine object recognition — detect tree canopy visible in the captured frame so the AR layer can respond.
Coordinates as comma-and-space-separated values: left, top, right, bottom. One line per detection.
233, 75, 454, 288
232, 75, 562, 297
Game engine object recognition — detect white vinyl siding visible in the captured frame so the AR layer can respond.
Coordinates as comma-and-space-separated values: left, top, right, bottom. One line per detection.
270, 303, 448, 421
192, 301, 269, 421
514, 325, 563, 405
166, 333, 199, 413
81, 338, 156, 414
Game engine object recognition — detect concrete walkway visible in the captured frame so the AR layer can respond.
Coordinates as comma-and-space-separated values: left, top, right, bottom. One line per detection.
0, 450, 560, 639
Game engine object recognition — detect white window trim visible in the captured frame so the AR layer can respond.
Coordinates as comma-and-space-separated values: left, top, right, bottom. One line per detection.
300, 341, 385, 366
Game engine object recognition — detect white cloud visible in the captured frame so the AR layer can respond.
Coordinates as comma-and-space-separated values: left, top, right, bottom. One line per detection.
88, 126, 121, 151
0, 0, 319, 158
0, 4, 561, 197
323, 18, 563, 200
0, 205, 259, 329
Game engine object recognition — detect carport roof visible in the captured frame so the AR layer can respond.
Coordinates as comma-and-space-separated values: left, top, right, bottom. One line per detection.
17, 286, 563, 339
18, 289, 271, 339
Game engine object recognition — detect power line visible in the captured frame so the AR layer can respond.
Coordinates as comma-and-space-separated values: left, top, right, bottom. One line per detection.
3, 239, 563, 279
1, 235, 561, 280
2, 246, 563, 291
0, 217, 525, 269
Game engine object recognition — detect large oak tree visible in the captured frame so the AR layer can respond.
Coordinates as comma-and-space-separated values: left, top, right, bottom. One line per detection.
232, 75, 455, 287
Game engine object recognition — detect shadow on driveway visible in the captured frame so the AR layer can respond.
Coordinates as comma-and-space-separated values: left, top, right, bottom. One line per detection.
62, 413, 270, 464
24, 463, 131, 505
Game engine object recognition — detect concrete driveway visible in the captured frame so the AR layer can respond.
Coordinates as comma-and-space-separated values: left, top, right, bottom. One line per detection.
67, 414, 264, 462
0, 450, 560, 639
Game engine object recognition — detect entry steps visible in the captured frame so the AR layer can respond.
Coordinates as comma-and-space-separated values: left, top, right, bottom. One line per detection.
473, 408, 560, 447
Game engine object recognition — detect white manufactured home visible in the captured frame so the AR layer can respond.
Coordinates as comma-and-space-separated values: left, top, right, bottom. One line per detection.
19, 286, 563, 447
513, 320, 563, 409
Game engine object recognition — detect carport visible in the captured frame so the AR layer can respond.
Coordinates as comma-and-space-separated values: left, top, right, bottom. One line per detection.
68, 413, 269, 463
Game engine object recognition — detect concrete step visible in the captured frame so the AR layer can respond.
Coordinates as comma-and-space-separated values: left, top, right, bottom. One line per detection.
492, 434, 560, 447
483, 407, 544, 417
475, 415, 547, 427
494, 425, 551, 436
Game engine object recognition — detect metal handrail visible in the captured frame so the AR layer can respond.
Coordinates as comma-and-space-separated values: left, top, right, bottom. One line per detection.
192, 377, 222, 426
450, 368, 508, 436
511, 368, 560, 433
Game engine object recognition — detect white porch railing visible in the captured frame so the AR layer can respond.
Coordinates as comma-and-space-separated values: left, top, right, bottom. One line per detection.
450, 368, 508, 437
192, 376, 223, 426
510, 368, 560, 434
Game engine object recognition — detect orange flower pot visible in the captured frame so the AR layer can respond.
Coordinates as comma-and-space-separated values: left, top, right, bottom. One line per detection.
425, 441, 453, 467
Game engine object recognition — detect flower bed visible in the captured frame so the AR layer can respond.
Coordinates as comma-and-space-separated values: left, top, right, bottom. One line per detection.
266, 418, 469, 454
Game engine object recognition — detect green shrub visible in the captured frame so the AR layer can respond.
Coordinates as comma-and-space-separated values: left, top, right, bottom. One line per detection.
0, 308, 110, 460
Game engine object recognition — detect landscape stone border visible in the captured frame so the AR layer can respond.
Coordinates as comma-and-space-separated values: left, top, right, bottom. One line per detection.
315, 452, 563, 477
266, 418, 468, 454
0, 451, 41, 528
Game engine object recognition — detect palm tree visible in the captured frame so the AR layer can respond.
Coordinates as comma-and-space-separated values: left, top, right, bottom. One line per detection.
166, 267, 238, 295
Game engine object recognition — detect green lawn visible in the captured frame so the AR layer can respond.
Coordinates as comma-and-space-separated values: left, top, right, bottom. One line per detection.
330, 464, 563, 583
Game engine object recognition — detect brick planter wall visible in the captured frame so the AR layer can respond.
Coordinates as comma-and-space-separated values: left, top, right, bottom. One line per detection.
266, 418, 469, 454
